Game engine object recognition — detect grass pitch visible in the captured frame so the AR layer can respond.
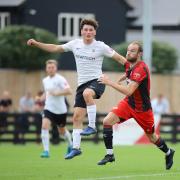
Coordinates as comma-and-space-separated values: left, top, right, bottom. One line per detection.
0, 142, 179, 180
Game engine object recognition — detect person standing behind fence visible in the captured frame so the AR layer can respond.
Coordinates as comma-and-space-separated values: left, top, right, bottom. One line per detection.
15, 92, 35, 144
40, 59, 73, 158
151, 94, 170, 115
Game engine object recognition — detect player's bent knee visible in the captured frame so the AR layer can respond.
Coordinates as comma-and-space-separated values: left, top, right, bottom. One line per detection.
103, 118, 111, 126
83, 89, 94, 99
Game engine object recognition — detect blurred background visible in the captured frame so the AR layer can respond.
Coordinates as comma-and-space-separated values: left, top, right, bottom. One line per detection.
0, 0, 180, 144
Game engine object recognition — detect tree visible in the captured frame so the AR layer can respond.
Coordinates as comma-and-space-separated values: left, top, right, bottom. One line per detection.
103, 41, 178, 73
0, 25, 59, 70
152, 41, 178, 73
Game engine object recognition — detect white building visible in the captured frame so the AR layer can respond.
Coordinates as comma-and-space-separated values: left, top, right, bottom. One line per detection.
126, 0, 180, 71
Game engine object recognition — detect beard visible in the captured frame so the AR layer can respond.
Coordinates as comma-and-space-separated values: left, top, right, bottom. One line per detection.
127, 57, 137, 63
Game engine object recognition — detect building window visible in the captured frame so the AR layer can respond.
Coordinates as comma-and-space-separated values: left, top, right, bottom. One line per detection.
0, 12, 10, 29
58, 13, 95, 42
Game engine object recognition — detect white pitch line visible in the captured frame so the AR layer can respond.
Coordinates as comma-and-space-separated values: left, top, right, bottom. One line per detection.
78, 172, 180, 180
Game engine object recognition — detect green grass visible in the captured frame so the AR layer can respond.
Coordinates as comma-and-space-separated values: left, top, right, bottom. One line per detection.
0, 142, 179, 180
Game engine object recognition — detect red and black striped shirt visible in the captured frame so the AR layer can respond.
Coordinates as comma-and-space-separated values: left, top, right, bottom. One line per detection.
124, 61, 152, 112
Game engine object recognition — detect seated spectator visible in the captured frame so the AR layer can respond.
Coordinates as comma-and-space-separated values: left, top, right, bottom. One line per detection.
151, 94, 170, 115
0, 91, 13, 134
33, 90, 45, 113
14, 92, 35, 144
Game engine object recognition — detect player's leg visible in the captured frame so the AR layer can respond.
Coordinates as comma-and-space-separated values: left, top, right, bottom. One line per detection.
57, 113, 73, 155
65, 107, 86, 159
97, 112, 120, 165
41, 116, 51, 158
81, 88, 97, 135
58, 126, 72, 154
135, 110, 175, 170
146, 132, 175, 170
98, 100, 130, 165
81, 79, 105, 136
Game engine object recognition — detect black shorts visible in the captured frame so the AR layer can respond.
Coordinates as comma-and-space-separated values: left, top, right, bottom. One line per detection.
43, 110, 67, 127
74, 79, 105, 108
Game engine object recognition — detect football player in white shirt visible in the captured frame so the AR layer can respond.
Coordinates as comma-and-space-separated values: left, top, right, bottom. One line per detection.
27, 19, 127, 159
40, 59, 72, 158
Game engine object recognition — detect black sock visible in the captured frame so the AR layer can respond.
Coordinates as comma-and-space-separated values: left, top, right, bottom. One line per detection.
155, 137, 169, 153
103, 126, 113, 150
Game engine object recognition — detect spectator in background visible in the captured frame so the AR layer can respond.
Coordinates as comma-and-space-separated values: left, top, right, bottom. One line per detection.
0, 91, 13, 134
34, 90, 45, 112
151, 94, 170, 115
14, 92, 35, 144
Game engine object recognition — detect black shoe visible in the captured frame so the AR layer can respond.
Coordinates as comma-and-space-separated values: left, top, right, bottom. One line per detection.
166, 149, 175, 170
97, 154, 115, 165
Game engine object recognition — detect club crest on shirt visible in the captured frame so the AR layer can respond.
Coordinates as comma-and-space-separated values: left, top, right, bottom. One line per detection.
133, 73, 141, 79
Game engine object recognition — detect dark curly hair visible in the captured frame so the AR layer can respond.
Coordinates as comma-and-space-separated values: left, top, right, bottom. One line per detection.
80, 19, 99, 30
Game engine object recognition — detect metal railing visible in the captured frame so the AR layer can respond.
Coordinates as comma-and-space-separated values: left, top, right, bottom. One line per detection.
1, 112, 180, 144
0, 112, 106, 144
160, 114, 180, 143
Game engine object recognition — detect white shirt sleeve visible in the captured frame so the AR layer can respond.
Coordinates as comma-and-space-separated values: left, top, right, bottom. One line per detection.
60, 77, 70, 89
102, 42, 115, 58
61, 40, 76, 52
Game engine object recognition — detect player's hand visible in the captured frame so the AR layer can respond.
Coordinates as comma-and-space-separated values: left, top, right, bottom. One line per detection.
98, 74, 111, 85
48, 90, 60, 96
48, 90, 56, 96
27, 38, 37, 46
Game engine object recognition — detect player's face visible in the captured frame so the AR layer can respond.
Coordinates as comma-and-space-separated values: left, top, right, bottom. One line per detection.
46, 63, 57, 76
126, 44, 141, 63
81, 24, 96, 42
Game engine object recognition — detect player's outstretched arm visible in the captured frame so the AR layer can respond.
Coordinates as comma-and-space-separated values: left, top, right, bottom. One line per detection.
27, 38, 64, 53
98, 74, 138, 96
117, 74, 126, 84
112, 52, 127, 65
48, 87, 72, 96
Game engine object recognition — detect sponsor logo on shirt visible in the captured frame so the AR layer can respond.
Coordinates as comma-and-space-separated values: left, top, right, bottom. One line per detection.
75, 54, 95, 60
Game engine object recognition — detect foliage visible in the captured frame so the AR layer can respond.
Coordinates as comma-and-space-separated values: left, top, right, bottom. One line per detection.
0, 25, 59, 70
103, 41, 178, 73
152, 41, 178, 73
103, 43, 128, 72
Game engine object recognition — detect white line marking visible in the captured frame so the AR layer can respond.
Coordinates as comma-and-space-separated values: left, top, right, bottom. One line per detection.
78, 172, 180, 180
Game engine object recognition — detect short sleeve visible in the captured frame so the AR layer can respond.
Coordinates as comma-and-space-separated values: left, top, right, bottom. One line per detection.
61, 40, 76, 52
59, 77, 70, 89
42, 79, 45, 90
102, 42, 115, 57
131, 66, 147, 83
